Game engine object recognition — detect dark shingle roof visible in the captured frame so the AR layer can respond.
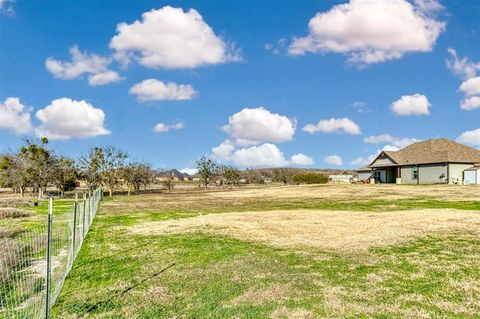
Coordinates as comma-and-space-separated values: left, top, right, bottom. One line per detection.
364, 139, 480, 168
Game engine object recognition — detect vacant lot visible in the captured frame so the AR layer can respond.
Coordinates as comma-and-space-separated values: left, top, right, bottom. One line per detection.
51, 184, 480, 318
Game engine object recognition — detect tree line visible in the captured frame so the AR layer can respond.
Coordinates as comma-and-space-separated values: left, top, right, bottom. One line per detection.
0, 139, 342, 198
0, 138, 156, 199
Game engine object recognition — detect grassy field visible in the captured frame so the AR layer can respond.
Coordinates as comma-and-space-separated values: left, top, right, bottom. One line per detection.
48, 184, 480, 318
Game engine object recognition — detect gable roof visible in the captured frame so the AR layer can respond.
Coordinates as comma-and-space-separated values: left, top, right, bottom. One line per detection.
367, 139, 480, 167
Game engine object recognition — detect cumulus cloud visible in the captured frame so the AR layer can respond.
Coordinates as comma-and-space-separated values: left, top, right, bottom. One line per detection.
459, 77, 480, 97
153, 121, 184, 133
390, 93, 431, 116
230, 143, 288, 167
212, 140, 235, 161
456, 128, 480, 148
288, 0, 445, 65
212, 108, 311, 167
325, 155, 343, 166
35, 98, 110, 140
110, 6, 241, 69
290, 153, 314, 166
461, 96, 480, 111
0, 97, 33, 134
446, 48, 480, 80
212, 141, 313, 168
303, 117, 360, 135
45, 46, 122, 86
222, 107, 296, 146
363, 134, 418, 148
88, 71, 123, 86
129, 79, 197, 102
446, 49, 480, 111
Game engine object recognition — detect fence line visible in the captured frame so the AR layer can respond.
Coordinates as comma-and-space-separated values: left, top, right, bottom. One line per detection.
0, 187, 103, 319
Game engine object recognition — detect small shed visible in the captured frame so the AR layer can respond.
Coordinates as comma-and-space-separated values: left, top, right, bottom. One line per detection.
464, 165, 480, 185
356, 166, 372, 181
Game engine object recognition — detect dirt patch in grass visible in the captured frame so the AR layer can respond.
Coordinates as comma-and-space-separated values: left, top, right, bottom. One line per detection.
270, 306, 314, 319
128, 209, 480, 252
227, 283, 295, 306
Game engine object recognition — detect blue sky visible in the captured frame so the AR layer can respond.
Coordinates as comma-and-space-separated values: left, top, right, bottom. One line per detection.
0, 0, 479, 172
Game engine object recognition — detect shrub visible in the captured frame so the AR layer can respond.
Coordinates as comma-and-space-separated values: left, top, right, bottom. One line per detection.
292, 173, 328, 185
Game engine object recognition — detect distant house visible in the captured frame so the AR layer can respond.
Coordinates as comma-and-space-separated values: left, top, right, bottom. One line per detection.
356, 139, 480, 184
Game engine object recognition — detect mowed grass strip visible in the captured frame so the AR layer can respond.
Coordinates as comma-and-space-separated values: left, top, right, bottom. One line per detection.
51, 185, 480, 318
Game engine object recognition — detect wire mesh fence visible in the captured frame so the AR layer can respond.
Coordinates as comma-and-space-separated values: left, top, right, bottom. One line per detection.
0, 187, 103, 319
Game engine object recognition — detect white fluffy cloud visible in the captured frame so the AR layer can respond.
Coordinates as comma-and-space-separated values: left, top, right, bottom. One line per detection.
88, 71, 123, 86
213, 108, 311, 167
35, 98, 110, 140
363, 134, 418, 148
212, 141, 313, 168
461, 96, 480, 111
212, 140, 235, 161
290, 153, 314, 166
446, 49, 480, 111
325, 155, 343, 166
222, 107, 296, 146
45, 46, 122, 86
456, 128, 480, 148
390, 94, 431, 116
110, 6, 240, 69
230, 143, 288, 167
129, 79, 197, 102
446, 48, 480, 80
0, 97, 33, 134
153, 121, 184, 133
288, 0, 445, 64
303, 117, 360, 135
459, 77, 480, 97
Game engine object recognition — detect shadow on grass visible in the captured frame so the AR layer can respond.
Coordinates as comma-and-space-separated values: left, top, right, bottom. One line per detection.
84, 262, 176, 314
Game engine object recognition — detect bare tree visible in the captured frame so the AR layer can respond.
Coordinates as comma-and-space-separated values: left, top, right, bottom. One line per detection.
0, 154, 30, 197
121, 161, 155, 196
19, 138, 56, 199
220, 165, 241, 188
80, 146, 128, 197
52, 157, 78, 197
195, 156, 218, 189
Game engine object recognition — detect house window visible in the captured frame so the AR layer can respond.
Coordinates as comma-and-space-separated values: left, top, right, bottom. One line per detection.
374, 170, 382, 182
412, 166, 418, 180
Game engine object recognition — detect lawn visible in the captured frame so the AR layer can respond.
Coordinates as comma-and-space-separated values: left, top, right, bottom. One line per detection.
50, 184, 480, 318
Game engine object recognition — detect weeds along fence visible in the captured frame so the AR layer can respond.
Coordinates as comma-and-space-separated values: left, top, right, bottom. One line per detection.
0, 187, 103, 319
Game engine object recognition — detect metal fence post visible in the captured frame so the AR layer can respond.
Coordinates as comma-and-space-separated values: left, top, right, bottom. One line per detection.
72, 202, 78, 259
45, 197, 53, 319
82, 193, 86, 238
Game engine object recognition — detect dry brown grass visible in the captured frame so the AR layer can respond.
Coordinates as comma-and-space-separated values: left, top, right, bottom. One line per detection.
269, 306, 314, 319
207, 184, 480, 201
101, 184, 480, 218
0, 208, 31, 219
128, 208, 480, 252
226, 283, 295, 306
